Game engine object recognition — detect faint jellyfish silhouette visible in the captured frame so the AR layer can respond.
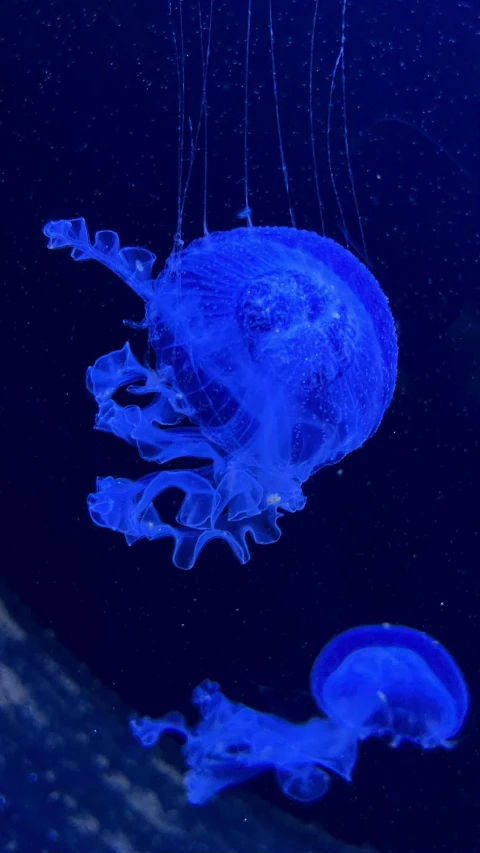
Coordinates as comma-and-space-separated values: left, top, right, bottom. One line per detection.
130, 677, 359, 805
130, 624, 468, 803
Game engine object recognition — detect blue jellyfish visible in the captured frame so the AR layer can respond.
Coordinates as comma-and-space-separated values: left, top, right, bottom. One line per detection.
310, 622, 469, 748
43, 220, 397, 569
130, 624, 468, 804
42, 0, 399, 569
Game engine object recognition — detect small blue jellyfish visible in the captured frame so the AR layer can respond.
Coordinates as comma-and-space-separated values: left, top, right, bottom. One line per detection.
43, 218, 397, 568
130, 624, 468, 804
310, 623, 469, 748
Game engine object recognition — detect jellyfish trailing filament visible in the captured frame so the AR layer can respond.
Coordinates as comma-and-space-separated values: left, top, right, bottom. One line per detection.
43, 218, 398, 568
131, 679, 359, 806
130, 624, 469, 805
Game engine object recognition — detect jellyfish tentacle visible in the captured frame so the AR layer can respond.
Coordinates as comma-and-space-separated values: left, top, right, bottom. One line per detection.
44, 218, 155, 298
85, 341, 217, 465
88, 469, 282, 569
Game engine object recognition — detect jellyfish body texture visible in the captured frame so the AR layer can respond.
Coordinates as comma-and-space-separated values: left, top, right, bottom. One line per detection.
43, 218, 398, 568
310, 623, 469, 748
130, 624, 468, 804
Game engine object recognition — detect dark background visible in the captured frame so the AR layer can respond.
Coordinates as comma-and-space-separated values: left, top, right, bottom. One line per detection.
1, 0, 479, 851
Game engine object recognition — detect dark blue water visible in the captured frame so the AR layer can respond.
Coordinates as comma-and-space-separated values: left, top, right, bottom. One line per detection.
1, 1, 478, 851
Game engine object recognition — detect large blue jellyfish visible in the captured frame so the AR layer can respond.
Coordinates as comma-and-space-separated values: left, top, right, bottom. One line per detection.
130, 624, 468, 805
43, 219, 397, 568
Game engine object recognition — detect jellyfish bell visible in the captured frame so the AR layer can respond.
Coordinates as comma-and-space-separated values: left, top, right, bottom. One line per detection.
310, 623, 469, 749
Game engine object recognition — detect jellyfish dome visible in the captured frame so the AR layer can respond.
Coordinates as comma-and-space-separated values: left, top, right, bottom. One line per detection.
43, 218, 397, 568
310, 623, 470, 748
130, 623, 468, 805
